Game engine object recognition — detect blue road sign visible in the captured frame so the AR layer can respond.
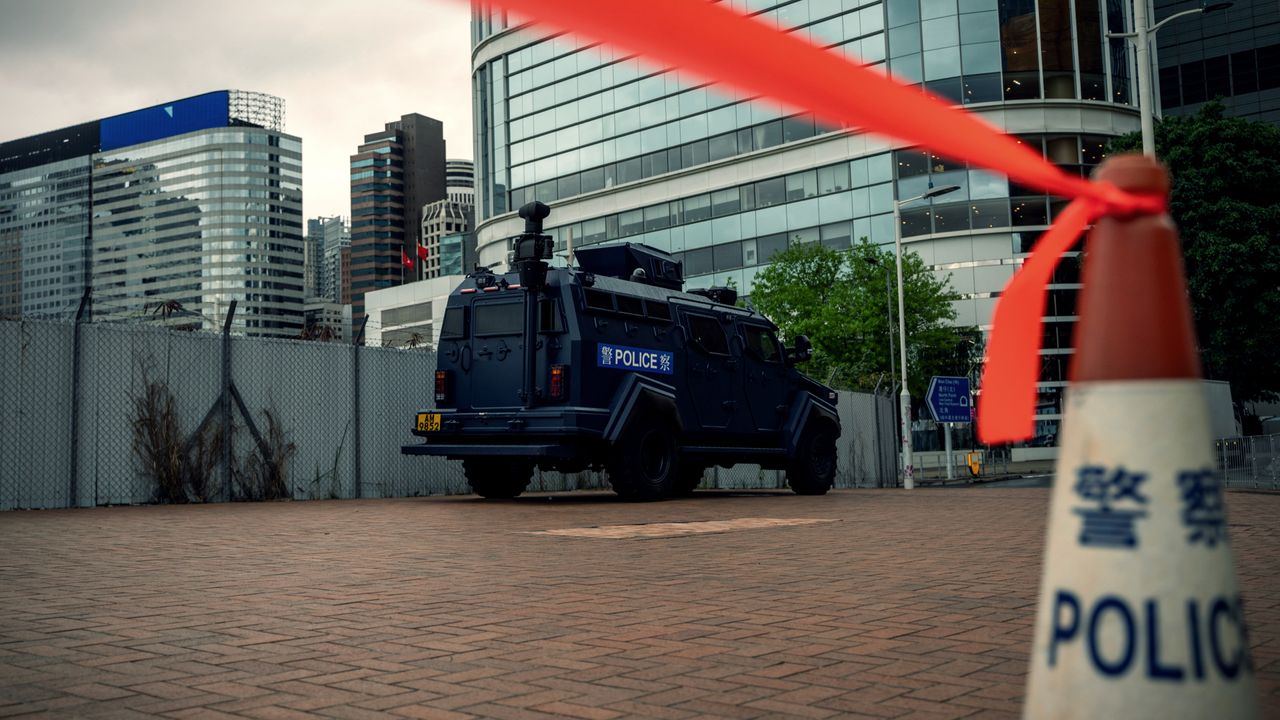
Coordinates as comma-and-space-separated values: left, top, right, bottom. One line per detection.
926, 376, 972, 423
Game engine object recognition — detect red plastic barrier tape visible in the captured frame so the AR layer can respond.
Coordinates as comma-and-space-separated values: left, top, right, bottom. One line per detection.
473, 0, 1166, 443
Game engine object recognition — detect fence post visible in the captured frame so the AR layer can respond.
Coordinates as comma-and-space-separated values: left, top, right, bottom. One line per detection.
352, 315, 369, 499
221, 302, 237, 502
67, 289, 91, 508
869, 393, 883, 488
1272, 435, 1277, 488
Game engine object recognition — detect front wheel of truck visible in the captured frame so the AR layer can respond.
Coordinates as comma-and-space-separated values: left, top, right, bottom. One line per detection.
787, 422, 837, 496
607, 415, 677, 502
463, 458, 534, 499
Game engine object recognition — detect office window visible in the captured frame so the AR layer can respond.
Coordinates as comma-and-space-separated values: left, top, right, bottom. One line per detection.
1231, 50, 1258, 95
1160, 66, 1182, 108
1181, 61, 1207, 104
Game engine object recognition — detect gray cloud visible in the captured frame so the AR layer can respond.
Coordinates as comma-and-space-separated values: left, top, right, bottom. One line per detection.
0, 0, 474, 220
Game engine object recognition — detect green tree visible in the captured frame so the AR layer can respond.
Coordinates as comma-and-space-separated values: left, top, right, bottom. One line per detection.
1109, 102, 1280, 407
750, 238, 978, 396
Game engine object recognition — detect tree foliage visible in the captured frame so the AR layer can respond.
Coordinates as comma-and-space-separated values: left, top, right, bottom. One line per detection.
1109, 102, 1280, 405
750, 238, 979, 396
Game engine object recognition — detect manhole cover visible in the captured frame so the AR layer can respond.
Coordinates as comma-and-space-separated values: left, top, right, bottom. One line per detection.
531, 517, 838, 539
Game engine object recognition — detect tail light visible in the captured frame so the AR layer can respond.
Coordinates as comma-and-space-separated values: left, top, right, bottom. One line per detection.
435, 370, 452, 405
549, 365, 567, 401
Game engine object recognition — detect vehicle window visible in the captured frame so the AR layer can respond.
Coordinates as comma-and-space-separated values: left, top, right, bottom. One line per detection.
615, 294, 644, 316
743, 325, 782, 363
645, 301, 672, 322
474, 301, 522, 336
440, 305, 468, 340
687, 314, 729, 355
584, 288, 614, 312
539, 297, 566, 333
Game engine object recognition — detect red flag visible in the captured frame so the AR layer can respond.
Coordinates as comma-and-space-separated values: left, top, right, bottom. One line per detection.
401, 249, 414, 269
417, 244, 428, 261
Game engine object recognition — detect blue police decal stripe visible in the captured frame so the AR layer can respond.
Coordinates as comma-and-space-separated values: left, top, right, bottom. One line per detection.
597, 343, 674, 375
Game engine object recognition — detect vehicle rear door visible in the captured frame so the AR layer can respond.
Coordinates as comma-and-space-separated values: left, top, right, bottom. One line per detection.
469, 298, 524, 409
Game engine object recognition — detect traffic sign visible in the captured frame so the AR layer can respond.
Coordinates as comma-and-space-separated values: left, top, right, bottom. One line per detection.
926, 376, 972, 423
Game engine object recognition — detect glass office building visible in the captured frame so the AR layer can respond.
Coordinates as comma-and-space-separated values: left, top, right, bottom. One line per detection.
349, 114, 446, 320
1154, 0, 1280, 125
471, 0, 1143, 443
0, 91, 304, 336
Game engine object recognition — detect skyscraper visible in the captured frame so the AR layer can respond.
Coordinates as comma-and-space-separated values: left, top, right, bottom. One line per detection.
348, 114, 446, 319
0, 90, 304, 335
306, 215, 350, 304
305, 218, 325, 300
471, 0, 1144, 450
421, 159, 475, 279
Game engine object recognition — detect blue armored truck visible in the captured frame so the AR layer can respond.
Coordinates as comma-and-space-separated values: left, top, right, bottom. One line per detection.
402, 202, 841, 501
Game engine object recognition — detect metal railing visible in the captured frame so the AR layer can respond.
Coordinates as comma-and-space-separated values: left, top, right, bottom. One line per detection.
1216, 434, 1280, 490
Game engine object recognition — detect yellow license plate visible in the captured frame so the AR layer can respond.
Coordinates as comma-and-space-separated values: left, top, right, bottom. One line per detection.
416, 413, 441, 432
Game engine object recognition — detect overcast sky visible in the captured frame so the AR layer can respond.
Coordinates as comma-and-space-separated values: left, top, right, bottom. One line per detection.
0, 0, 474, 221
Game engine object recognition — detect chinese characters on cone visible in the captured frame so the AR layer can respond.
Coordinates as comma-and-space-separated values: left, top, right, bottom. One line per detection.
1023, 156, 1258, 719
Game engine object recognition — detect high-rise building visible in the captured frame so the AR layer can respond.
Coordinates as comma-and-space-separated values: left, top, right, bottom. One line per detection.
1154, 0, 1279, 125
305, 218, 325, 300
420, 160, 475, 280
0, 123, 97, 320
322, 216, 351, 305
348, 114, 446, 319
471, 0, 1146, 452
340, 245, 352, 306
0, 90, 304, 335
446, 158, 476, 192
306, 215, 350, 304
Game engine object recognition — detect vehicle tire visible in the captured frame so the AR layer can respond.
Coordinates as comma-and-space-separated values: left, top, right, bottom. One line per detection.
672, 464, 704, 496
607, 415, 677, 502
787, 423, 837, 496
463, 457, 534, 499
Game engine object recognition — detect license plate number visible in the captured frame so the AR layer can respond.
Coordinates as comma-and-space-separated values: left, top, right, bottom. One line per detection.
416, 413, 441, 432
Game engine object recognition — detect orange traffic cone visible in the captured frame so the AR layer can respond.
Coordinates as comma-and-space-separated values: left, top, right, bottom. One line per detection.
1023, 155, 1259, 718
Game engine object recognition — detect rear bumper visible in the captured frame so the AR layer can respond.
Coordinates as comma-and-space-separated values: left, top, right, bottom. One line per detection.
403, 408, 606, 460
400, 442, 581, 458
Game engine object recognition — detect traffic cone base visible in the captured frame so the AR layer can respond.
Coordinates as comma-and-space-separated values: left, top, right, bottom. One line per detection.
1025, 380, 1258, 719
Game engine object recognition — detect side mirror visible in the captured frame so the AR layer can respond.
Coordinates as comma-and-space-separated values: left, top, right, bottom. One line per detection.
786, 335, 812, 364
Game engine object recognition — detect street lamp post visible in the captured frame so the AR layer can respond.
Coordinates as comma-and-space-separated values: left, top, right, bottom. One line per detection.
862, 255, 896, 386
1108, 1, 1233, 156
892, 183, 960, 489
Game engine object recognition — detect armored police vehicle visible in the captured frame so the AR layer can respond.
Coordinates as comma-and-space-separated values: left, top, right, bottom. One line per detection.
402, 202, 840, 501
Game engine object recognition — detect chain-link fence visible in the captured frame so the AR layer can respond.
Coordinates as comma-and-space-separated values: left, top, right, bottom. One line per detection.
0, 313, 899, 510
1216, 434, 1280, 490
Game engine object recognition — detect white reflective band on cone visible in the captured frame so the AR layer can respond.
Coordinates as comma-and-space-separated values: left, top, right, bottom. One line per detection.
1024, 380, 1259, 720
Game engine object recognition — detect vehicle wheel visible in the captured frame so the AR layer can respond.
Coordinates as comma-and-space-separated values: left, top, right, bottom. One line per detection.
607, 416, 677, 502
463, 457, 534, 499
672, 464, 704, 496
787, 423, 837, 496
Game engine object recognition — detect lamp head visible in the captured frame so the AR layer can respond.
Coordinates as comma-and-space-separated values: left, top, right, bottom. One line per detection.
923, 184, 962, 200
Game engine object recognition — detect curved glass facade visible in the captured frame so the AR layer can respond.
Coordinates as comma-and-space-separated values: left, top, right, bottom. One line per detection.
0, 157, 92, 318
474, 0, 1134, 222
472, 0, 1142, 441
92, 129, 305, 336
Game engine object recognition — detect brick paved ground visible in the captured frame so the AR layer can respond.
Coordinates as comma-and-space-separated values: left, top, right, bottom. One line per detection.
0, 488, 1276, 719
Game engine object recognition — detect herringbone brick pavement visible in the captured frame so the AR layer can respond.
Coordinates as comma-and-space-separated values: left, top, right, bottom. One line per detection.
0, 488, 1276, 719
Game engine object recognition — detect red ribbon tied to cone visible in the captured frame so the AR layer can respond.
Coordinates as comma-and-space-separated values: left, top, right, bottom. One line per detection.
472, 0, 1167, 443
